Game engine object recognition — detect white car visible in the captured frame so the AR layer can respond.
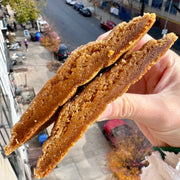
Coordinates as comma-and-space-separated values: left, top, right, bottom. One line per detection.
66, 0, 76, 6
37, 20, 49, 32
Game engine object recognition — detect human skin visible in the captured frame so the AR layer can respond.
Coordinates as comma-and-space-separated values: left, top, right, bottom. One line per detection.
97, 32, 180, 147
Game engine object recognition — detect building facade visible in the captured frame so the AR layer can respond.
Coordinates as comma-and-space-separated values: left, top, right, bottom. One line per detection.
131, 0, 180, 36
0, 19, 32, 180
103, 0, 180, 36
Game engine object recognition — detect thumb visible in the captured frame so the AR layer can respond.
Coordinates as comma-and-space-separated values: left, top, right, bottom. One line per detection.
98, 93, 165, 127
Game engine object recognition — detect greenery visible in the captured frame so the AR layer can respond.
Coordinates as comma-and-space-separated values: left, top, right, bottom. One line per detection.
2, 0, 41, 24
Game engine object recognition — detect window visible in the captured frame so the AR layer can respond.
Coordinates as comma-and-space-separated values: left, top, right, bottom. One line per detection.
0, 88, 12, 128
152, 0, 163, 9
165, 0, 179, 15
140, 0, 149, 5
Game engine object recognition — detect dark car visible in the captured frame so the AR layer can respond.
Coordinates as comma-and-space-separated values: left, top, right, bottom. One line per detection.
100, 20, 116, 31
55, 44, 70, 62
73, 2, 84, 11
79, 8, 92, 17
103, 119, 132, 146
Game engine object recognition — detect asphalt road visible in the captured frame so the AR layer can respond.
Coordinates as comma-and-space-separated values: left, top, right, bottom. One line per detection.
42, 0, 105, 51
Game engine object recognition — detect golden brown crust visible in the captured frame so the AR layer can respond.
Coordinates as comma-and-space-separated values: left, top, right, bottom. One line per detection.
34, 33, 177, 178
5, 13, 156, 156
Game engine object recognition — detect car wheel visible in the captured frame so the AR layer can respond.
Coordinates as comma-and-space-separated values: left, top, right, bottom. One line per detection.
54, 53, 57, 60
63, 58, 67, 63
102, 129, 108, 140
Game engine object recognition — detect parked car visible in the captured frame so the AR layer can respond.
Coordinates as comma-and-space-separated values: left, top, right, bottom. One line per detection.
66, 0, 76, 6
103, 119, 132, 146
73, 2, 84, 11
37, 20, 50, 33
79, 8, 92, 17
100, 20, 116, 31
54, 44, 70, 62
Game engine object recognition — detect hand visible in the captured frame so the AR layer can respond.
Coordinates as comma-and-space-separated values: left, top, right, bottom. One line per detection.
98, 33, 180, 147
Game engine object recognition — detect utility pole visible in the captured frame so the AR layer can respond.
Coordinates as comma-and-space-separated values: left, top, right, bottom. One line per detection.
173, 4, 180, 13
140, 0, 145, 16
162, 0, 173, 36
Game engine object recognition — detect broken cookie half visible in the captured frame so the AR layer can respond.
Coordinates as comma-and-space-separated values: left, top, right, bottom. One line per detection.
33, 33, 177, 178
5, 13, 156, 156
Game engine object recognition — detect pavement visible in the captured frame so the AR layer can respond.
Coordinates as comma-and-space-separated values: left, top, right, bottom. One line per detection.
10, 22, 112, 180
82, 1, 122, 25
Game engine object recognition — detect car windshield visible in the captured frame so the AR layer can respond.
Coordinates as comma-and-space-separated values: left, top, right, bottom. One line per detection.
107, 22, 114, 26
59, 48, 68, 55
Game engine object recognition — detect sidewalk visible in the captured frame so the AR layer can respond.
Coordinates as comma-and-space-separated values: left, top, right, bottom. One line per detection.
82, 0, 122, 25
11, 25, 112, 180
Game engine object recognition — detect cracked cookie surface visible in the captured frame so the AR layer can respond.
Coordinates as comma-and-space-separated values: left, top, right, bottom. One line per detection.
35, 33, 177, 178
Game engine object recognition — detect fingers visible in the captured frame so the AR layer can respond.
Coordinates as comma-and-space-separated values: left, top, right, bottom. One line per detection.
97, 31, 179, 124
132, 34, 153, 51
98, 93, 166, 128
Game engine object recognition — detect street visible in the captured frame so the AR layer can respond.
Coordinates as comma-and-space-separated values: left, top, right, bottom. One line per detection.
42, 0, 105, 51
42, 0, 180, 55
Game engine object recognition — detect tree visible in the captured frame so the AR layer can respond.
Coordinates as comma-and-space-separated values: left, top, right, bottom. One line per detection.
89, 0, 102, 7
2, 0, 40, 24
89, 0, 102, 15
35, 0, 47, 11
40, 27, 61, 60
106, 129, 152, 180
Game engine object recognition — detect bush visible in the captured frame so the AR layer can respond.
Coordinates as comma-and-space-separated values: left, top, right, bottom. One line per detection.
40, 27, 61, 60
46, 60, 62, 73
106, 129, 152, 180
